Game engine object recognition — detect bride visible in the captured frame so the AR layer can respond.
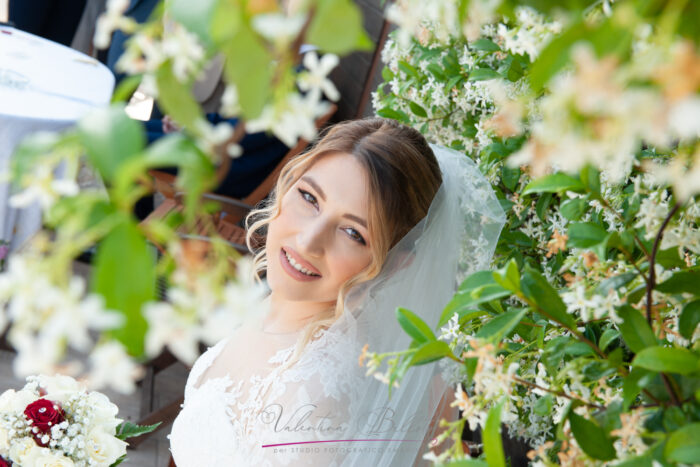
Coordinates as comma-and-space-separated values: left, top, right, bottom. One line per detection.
167, 118, 505, 466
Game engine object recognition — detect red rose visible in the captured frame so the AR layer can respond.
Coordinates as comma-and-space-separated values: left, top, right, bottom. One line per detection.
0, 456, 11, 467
23, 398, 66, 446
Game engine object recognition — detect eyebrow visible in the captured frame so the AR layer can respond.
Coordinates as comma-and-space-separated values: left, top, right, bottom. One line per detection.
301, 175, 368, 228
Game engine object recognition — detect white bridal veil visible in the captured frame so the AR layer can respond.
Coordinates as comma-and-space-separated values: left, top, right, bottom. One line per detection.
263, 144, 506, 466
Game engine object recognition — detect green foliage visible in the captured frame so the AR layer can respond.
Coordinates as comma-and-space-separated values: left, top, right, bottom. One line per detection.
77, 106, 145, 184
664, 423, 700, 464
617, 305, 657, 353
115, 421, 161, 441
307, 0, 373, 54
483, 400, 506, 467
374, 2, 700, 466
522, 173, 585, 195
219, 21, 274, 119
397, 307, 437, 344
92, 218, 156, 356
155, 62, 204, 130
633, 347, 700, 375
568, 412, 617, 461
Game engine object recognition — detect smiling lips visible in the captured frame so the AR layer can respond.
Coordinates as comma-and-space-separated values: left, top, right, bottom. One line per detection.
280, 247, 322, 282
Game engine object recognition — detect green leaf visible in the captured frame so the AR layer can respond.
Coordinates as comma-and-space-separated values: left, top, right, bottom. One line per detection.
427, 63, 446, 80
580, 165, 601, 194
679, 300, 700, 340
307, 0, 372, 54
656, 269, 700, 295
168, 0, 217, 47
535, 192, 552, 221
492, 258, 520, 292
140, 134, 216, 222
529, 17, 586, 92
221, 22, 274, 119
568, 412, 616, 461
560, 197, 589, 221
408, 340, 453, 366
567, 222, 608, 249
633, 346, 700, 375
622, 368, 648, 410
438, 285, 511, 327
599, 328, 619, 351
595, 272, 637, 297
501, 165, 520, 192
396, 307, 436, 344
409, 101, 427, 118
483, 400, 506, 467
111, 75, 142, 104
210, 0, 241, 43
116, 421, 161, 441
110, 453, 128, 466
476, 309, 527, 342
664, 423, 700, 464
533, 394, 553, 416
77, 105, 145, 184
92, 218, 156, 356
444, 460, 488, 467
376, 107, 409, 123
617, 305, 657, 353
398, 60, 420, 79
155, 62, 204, 131
522, 173, 584, 195
471, 38, 500, 52
468, 67, 501, 81
521, 266, 576, 329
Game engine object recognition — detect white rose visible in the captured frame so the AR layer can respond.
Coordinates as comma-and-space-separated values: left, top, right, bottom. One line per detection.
85, 392, 121, 432
37, 374, 84, 404
34, 450, 76, 466
0, 388, 37, 413
0, 424, 9, 456
85, 428, 127, 465
9, 438, 45, 465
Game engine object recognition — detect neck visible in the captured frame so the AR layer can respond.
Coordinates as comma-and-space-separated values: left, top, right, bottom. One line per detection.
264, 294, 335, 333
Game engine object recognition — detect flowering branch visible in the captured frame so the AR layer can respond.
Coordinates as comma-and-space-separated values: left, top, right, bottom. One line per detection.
646, 202, 681, 325
512, 376, 604, 410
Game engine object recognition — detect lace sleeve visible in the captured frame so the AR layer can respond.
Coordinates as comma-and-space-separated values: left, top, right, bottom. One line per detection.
183, 338, 229, 403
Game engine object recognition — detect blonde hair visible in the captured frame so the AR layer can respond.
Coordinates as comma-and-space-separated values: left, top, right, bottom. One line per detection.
245, 118, 442, 367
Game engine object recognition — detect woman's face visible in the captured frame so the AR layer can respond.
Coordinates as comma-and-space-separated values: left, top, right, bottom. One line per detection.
266, 152, 373, 304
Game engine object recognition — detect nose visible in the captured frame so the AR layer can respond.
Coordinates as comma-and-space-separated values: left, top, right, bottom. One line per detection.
296, 215, 330, 258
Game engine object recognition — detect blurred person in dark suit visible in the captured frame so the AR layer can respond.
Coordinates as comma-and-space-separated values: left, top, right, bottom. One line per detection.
9, 0, 87, 46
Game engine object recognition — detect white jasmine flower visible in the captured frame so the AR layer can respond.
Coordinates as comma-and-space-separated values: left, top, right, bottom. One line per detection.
87, 341, 144, 394
143, 300, 200, 365
93, 0, 133, 49
9, 164, 79, 211
298, 52, 341, 102
252, 13, 305, 49
161, 23, 206, 81
247, 93, 329, 147
220, 84, 241, 118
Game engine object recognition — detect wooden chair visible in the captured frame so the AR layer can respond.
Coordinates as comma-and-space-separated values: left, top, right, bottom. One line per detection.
130, 105, 336, 451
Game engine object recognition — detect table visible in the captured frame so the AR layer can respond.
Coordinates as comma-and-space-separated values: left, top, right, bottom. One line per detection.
0, 25, 114, 252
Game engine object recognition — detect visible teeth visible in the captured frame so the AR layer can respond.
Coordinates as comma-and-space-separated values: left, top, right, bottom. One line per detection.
285, 251, 317, 276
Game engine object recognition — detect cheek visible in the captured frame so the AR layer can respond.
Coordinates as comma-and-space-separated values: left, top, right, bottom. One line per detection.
328, 247, 373, 283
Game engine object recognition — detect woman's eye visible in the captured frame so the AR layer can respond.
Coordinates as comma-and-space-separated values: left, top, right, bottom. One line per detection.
344, 228, 366, 245
298, 189, 318, 207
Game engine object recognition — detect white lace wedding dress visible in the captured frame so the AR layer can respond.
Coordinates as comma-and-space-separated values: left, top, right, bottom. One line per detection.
168, 316, 363, 467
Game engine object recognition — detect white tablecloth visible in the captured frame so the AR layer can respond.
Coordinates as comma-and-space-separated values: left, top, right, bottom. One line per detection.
0, 26, 114, 251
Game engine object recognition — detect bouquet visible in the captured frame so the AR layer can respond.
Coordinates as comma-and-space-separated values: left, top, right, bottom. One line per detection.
0, 375, 158, 466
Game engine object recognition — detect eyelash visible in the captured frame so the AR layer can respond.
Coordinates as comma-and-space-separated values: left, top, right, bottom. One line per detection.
297, 188, 367, 246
